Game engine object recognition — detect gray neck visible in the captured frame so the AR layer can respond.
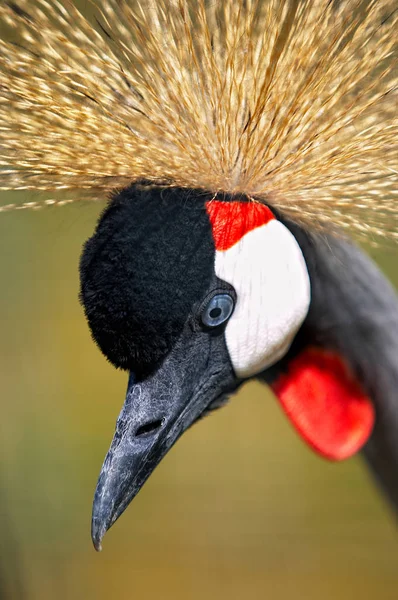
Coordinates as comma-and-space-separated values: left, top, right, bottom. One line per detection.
267, 222, 398, 510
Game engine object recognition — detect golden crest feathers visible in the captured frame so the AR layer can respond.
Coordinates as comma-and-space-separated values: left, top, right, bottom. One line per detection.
0, 0, 396, 238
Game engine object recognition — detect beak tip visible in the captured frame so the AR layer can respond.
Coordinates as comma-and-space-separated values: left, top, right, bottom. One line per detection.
91, 518, 107, 552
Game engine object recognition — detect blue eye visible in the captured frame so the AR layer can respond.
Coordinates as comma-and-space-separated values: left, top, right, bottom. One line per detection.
201, 293, 234, 328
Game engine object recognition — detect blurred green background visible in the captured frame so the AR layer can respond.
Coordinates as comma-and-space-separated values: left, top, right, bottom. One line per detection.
0, 0, 397, 597
0, 197, 397, 600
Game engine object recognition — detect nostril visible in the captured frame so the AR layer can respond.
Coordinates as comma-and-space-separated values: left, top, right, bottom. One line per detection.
135, 419, 164, 438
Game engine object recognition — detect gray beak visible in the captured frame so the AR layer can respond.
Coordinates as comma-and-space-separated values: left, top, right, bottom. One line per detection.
91, 328, 237, 550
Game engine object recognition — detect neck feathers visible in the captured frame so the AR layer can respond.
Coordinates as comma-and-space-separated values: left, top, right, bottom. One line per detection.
266, 222, 398, 509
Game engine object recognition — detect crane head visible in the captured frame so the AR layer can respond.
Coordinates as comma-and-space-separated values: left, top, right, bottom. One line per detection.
80, 183, 311, 549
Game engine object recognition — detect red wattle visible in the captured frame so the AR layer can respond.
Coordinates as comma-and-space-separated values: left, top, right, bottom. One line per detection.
206, 200, 274, 251
271, 347, 375, 461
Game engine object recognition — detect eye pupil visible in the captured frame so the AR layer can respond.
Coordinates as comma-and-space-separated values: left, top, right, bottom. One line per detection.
201, 293, 234, 328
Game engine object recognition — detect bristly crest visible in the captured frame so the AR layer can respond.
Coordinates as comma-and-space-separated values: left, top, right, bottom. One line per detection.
0, 0, 396, 239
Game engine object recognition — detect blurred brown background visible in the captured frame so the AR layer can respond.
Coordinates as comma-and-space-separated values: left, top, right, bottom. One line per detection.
0, 196, 397, 600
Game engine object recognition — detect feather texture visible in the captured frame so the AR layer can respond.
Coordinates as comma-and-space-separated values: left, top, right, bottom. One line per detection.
0, 0, 396, 238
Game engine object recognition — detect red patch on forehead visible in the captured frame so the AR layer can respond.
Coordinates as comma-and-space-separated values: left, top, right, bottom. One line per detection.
206, 200, 274, 251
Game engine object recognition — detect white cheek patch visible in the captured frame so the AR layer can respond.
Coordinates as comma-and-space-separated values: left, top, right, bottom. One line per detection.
214, 220, 311, 378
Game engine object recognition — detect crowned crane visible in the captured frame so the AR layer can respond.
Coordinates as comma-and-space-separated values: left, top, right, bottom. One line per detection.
0, 0, 396, 551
